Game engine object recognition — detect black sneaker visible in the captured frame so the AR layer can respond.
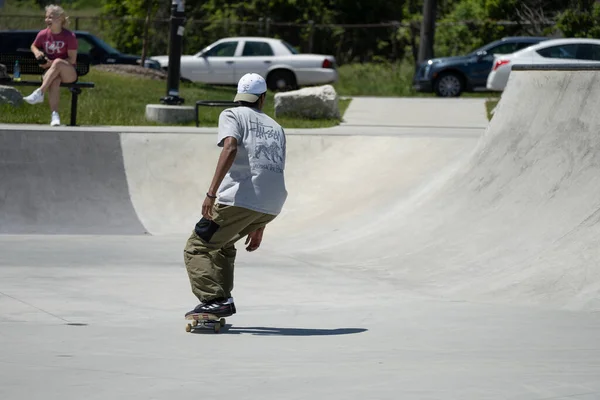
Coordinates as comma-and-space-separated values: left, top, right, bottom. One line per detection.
185, 298, 235, 318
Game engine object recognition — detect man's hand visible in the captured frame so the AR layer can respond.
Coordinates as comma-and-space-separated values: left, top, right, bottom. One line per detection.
202, 196, 216, 220
245, 227, 265, 252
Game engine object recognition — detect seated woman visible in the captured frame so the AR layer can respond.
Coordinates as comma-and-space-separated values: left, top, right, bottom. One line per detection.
23, 4, 78, 127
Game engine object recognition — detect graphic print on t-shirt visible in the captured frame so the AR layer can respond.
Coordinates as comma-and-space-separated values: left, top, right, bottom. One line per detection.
44, 40, 65, 55
249, 118, 285, 174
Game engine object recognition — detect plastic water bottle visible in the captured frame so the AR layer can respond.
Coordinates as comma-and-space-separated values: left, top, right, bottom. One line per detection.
13, 60, 21, 81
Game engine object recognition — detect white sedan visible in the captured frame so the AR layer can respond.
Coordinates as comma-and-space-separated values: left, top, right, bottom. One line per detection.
151, 36, 338, 91
487, 38, 600, 91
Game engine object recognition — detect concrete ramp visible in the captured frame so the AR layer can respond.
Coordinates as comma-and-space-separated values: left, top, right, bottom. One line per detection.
120, 133, 475, 235
0, 130, 146, 234
286, 68, 600, 311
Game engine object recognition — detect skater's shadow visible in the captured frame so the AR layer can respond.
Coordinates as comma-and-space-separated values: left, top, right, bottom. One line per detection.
222, 326, 367, 336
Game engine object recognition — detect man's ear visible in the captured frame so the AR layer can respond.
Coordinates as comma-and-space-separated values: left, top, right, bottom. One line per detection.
259, 92, 267, 107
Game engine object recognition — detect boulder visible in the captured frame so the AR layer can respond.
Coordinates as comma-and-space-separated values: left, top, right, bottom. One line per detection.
274, 84, 340, 119
0, 85, 23, 107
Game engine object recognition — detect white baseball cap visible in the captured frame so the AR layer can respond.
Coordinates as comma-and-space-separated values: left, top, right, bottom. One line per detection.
234, 73, 267, 102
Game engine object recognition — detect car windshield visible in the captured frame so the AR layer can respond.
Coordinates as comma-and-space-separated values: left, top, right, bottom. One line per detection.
468, 42, 496, 55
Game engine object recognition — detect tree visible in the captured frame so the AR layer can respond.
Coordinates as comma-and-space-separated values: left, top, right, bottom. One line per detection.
98, 0, 600, 65
557, 1, 600, 38
102, 0, 168, 57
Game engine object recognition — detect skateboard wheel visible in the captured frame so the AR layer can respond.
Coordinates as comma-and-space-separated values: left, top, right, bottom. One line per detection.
219, 318, 226, 327
192, 320, 198, 327
186, 324, 192, 333
214, 324, 220, 333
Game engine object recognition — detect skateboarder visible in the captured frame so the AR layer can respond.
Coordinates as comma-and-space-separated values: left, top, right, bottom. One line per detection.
184, 73, 288, 318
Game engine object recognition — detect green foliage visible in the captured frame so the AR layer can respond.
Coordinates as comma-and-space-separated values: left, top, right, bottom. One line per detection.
485, 0, 566, 20
98, 0, 404, 63
557, 3, 600, 38
8, 0, 103, 9
484, 0, 520, 20
100, 0, 164, 56
11, 0, 600, 64
184, 0, 340, 57
435, 0, 488, 56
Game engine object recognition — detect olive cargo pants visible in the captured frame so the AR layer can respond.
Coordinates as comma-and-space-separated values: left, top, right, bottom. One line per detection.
184, 203, 277, 302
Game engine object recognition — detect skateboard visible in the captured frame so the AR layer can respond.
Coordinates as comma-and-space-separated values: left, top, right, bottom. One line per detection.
185, 313, 227, 333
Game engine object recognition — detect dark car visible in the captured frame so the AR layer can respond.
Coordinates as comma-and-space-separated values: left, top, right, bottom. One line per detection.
413, 36, 550, 97
0, 29, 161, 70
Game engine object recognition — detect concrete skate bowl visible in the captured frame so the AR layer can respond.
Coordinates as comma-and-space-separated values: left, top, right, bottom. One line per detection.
289, 65, 600, 312
0, 129, 474, 236
0, 130, 146, 234
2, 65, 600, 312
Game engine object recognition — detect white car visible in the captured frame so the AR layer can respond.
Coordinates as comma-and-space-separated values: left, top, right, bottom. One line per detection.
151, 36, 338, 91
487, 38, 600, 91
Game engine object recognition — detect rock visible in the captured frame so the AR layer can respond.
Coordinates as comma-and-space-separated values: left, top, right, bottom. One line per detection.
274, 85, 340, 119
0, 85, 23, 107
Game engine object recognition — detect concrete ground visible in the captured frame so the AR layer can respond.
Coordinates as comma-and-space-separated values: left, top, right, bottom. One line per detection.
2, 87, 600, 400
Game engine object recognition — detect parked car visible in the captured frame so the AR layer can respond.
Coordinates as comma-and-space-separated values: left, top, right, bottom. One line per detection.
0, 30, 161, 70
413, 36, 549, 97
487, 38, 600, 91
150, 36, 338, 91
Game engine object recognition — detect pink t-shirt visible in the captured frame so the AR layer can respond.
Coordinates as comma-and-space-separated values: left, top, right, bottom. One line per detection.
33, 28, 78, 64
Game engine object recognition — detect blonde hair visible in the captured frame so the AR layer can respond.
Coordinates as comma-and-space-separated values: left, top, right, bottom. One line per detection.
45, 4, 70, 28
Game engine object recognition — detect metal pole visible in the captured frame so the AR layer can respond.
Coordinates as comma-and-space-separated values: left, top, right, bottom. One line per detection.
418, 0, 436, 63
160, 0, 186, 105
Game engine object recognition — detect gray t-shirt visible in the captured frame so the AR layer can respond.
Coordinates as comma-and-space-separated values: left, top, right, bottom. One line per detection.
216, 106, 288, 215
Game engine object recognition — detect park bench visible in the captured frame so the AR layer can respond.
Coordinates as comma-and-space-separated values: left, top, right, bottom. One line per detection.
0, 52, 95, 126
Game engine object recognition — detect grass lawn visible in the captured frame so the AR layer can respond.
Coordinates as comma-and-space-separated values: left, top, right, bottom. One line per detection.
485, 99, 500, 121
1, 60, 504, 127
334, 61, 502, 100
0, 68, 351, 128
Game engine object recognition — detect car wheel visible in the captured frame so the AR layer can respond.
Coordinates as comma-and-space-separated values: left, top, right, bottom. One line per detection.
267, 70, 297, 92
434, 72, 464, 97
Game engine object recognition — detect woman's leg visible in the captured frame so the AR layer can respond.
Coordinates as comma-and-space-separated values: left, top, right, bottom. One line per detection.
23, 59, 77, 105
48, 78, 62, 113
40, 59, 77, 92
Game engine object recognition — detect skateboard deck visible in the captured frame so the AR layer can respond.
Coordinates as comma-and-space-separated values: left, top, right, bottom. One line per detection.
185, 313, 227, 333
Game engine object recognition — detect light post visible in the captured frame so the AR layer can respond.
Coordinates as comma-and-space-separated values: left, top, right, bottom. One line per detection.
418, 0, 436, 63
160, 0, 186, 105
